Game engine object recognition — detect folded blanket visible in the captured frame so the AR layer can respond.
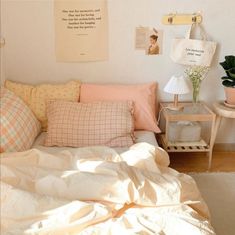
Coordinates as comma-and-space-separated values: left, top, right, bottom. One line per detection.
0, 143, 215, 235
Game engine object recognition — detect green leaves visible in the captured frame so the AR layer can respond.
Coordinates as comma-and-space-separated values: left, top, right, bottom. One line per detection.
228, 68, 235, 79
220, 55, 235, 70
220, 61, 229, 71
222, 80, 235, 87
225, 55, 235, 68
221, 76, 229, 80
220, 55, 235, 87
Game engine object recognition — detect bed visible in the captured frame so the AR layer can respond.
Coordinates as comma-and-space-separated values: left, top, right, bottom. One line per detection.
1, 131, 215, 235
0, 82, 215, 234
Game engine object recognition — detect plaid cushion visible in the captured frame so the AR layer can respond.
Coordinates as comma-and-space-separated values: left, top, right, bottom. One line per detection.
45, 100, 135, 147
0, 87, 41, 152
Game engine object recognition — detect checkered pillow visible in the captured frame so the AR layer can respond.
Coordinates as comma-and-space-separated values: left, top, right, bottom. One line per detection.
45, 100, 135, 147
0, 87, 41, 152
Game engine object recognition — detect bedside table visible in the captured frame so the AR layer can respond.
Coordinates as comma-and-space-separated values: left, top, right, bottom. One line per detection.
210, 102, 235, 148
158, 102, 216, 169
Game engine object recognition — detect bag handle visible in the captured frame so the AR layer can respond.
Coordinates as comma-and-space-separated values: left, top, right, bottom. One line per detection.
185, 23, 207, 40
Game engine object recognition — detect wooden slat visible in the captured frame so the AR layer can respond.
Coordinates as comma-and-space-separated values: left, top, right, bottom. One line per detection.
160, 102, 214, 122
166, 147, 210, 153
159, 134, 210, 153
167, 114, 213, 122
161, 135, 207, 147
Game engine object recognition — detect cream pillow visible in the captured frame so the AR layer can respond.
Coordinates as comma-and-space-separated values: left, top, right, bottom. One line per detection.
5, 80, 80, 131
45, 100, 135, 148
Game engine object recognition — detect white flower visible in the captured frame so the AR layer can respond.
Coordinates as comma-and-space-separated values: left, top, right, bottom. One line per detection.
184, 66, 209, 83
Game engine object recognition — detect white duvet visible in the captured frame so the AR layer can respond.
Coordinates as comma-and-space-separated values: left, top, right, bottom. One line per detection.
0, 143, 215, 235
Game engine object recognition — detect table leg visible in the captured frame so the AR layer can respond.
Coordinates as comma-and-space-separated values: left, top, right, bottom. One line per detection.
208, 115, 222, 170
211, 116, 222, 149
208, 151, 212, 170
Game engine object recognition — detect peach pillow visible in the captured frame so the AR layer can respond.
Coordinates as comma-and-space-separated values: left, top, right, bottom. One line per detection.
0, 87, 41, 152
45, 100, 135, 148
80, 83, 161, 133
5, 80, 80, 131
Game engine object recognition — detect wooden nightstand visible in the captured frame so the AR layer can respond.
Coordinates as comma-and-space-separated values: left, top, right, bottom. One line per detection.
158, 102, 216, 169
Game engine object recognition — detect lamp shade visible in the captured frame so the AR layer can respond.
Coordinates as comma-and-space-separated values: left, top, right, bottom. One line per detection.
164, 76, 190, 95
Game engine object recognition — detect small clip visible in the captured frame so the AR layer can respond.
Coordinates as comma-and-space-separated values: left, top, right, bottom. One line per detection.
192, 13, 199, 23
168, 16, 173, 24
0, 38, 5, 48
192, 16, 197, 23
168, 13, 176, 24
153, 28, 158, 34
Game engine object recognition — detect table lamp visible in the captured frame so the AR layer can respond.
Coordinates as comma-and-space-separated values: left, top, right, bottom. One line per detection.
164, 75, 190, 111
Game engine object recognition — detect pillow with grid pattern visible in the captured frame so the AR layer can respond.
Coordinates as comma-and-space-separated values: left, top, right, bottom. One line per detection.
0, 87, 41, 153
45, 100, 135, 148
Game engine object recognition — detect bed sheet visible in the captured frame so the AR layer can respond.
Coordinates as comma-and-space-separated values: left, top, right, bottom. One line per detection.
32, 131, 158, 154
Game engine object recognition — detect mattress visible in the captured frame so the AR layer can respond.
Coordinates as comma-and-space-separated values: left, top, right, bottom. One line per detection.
32, 131, 158, 154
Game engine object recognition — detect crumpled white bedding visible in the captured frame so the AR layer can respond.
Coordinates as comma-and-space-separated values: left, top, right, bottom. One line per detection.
0, 143, 215, 235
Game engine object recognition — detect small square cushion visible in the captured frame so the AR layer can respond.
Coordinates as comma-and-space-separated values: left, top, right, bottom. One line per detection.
5, 80, 80, 131
0, 87, 41, 153
45, 100, 135, 148
80, 83, 161, 133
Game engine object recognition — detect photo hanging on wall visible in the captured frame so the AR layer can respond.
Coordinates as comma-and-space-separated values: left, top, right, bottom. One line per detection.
54, 0, 108, 62
135, 27, 163, 55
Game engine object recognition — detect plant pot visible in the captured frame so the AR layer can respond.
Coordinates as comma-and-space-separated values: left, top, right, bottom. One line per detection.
224, 87, 235, 105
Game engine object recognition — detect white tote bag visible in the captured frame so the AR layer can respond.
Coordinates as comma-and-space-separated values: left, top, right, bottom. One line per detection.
170, 24, 217, 66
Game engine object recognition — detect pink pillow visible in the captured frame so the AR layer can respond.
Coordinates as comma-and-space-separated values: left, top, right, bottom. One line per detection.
45, 100, 135, 148
80, 83, 161, 133
0, 87, 41, 152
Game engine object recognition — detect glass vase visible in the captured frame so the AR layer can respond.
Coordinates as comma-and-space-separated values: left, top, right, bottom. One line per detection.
192, 80, 201, 104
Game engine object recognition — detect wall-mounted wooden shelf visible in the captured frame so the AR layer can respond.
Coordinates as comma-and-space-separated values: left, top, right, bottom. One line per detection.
162, 13, 202, 25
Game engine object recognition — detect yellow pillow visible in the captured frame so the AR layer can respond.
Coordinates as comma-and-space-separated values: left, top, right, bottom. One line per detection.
5, 80, 80, 131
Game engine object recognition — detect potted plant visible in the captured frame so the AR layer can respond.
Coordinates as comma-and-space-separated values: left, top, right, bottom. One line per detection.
220, 55, 235, 105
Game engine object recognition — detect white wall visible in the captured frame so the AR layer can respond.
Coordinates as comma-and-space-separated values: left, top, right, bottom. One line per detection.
1, 0, 235, 143
0, 0, 5, 82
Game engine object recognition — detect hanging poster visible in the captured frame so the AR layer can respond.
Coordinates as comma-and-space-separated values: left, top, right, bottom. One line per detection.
135, 27, 149, 50
135, 27, 163, 55
54, 0, 108, 62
